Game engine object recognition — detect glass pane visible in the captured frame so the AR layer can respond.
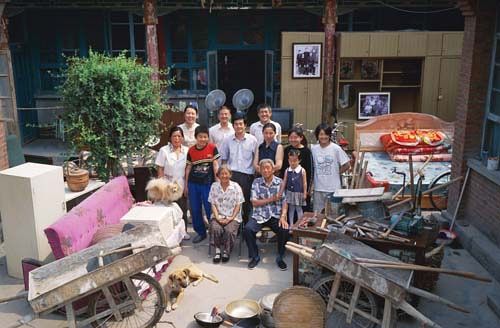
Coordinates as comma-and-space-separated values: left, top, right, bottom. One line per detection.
493, 65, 500, 89
40, 51, 58, 64
496, 39, 500, 63
62, 25, 79, 50
192, 17, 209, 49
192, 50, 206, 63
40, 69, 62, 91
110, 11, 129, 23
86, 14, 106, 50
135, 51, 146, 64
39, 27, 57, 50
266, 52, 273, 93
0, 77, 9, 96
171, 68, 190, 90
207, 52, 217, 91
484, 120, 500, 157
172, 51, 188, 63
170, 21, 188, 49
218, 29, 240, 45
134, 24, 145, 50
194, 68, 207, 90
243, 29, 264, 45
491, 90, 500, 115
111, 25, 130, 50
0, 98, 13, 120
0, 54, 8, 74
133, 14, 142, 23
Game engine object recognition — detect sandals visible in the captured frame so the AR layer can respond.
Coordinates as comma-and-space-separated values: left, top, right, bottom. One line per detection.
213, 253, 221, 264
222, 252, 230, 263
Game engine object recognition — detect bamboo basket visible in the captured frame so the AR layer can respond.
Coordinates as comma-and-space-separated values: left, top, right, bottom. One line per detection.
64, 162, 90, 192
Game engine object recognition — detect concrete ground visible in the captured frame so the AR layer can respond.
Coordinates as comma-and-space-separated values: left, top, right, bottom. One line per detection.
1, 228, 500, 328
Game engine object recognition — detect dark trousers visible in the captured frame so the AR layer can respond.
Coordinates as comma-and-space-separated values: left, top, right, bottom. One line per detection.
188, 182, 211, 237
231, 171, 254, 222
244, 217, 289, 260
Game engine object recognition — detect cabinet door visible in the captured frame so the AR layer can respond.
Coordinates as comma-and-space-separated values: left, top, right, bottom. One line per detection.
340, 33, 370, 58
421, 57, 441, 115
398, 33, 427, 57
427, 33, 443, 56
370, 33, 399, 57
442, 33, 463, 56
437, 58, 461, 121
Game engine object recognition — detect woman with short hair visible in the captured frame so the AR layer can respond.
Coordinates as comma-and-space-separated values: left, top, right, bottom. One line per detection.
208, 165, 244, 263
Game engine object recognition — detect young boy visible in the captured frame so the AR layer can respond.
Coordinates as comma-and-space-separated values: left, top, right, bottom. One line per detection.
184, 125, 220, 243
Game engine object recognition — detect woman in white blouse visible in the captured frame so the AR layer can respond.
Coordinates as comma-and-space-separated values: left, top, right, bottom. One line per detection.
178, 105, 200, 148
155, 126, 190, 239
208, 165, 244, 263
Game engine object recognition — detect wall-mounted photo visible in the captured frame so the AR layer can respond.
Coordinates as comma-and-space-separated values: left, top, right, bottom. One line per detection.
292, 43, 322, 79
358, 92, 390, 119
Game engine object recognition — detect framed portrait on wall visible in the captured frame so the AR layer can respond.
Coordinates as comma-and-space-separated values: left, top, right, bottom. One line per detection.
358, 92, 390, 120
292, 43, 322, 79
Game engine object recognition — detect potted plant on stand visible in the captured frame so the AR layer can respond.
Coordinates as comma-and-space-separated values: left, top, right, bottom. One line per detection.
60, 51, 170, 181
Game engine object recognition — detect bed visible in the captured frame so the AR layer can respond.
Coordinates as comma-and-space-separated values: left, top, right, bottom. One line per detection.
354, 112, 454, 196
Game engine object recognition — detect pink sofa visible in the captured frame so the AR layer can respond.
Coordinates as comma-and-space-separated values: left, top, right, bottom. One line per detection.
44, 176, 134, 259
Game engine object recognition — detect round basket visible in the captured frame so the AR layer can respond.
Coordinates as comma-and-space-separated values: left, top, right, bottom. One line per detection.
272, 286, 325, 328
65, 163, 90, 192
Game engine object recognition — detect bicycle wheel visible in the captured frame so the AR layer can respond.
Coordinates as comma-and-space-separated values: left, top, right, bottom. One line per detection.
88, 272, 165, 328
311, 274, 379, 328
428, 171, 451, 211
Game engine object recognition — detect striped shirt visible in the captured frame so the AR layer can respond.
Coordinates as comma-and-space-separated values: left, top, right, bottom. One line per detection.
186, 143, 220, 184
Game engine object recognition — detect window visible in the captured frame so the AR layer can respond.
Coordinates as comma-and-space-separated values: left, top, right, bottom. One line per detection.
109, 12, 146, 59
483, 6, 500, 158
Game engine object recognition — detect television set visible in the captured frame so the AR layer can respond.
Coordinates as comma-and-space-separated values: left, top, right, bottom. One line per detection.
272, 108, 294, 132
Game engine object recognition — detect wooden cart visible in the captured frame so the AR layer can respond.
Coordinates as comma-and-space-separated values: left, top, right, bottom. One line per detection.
288, 231, 447, 328
7, 224, 179, 328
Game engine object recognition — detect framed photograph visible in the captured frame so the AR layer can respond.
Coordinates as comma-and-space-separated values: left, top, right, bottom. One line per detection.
360, 59, 379, 80
358, 92, 390, 120
340, 59, 354, 80
292, 43, 322, 79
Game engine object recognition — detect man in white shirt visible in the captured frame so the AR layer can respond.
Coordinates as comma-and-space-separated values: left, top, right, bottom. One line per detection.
209, 105, 234, 149
220, 112, 258, 222
311, 123, 350, 213
249, 104, 282, 144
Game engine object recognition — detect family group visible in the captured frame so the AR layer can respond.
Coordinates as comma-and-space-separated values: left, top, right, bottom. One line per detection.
154, 104, 350, 270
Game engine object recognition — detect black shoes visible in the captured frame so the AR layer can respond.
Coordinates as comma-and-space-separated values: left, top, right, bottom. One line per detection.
213, 253, 221, 264
248, 257, 260, 270
222, 253, 230, 263
277, 258, 287, 271
192, 235, 206, 244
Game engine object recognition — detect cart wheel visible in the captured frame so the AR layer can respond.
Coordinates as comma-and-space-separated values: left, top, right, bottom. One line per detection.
428, 170, 451, 211
311, 274, 379, 328
88, 272, 165, 328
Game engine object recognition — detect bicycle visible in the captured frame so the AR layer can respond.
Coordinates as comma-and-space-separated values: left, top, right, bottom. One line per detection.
427, 170, 451, 211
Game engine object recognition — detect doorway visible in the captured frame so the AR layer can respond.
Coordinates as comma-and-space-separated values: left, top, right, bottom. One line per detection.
217, 50, 265, 122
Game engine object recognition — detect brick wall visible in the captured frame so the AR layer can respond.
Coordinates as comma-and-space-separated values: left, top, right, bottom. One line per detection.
449, 0, 497, 215
0, 121, 8, 170
461, 171, 500, 245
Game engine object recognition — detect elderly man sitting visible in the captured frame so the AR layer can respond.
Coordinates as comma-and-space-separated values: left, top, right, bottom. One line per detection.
244, 159, 289, 270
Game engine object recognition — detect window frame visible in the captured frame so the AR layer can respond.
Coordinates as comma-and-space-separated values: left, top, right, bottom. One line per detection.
482, 5, 500, 158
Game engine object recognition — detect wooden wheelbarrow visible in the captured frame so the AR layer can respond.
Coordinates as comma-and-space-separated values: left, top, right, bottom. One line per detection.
286, 231, 491, 328
2, 224, 180, 328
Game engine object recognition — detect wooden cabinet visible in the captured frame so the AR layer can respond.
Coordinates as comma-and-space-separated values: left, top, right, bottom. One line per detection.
442, 33, 463, 56
421, 57, 441, 115
0, 163, 65, 278
370, 33, 399, 57
398, 33, 427, 57
340, 33, 370, 58
427, 33, 443, 56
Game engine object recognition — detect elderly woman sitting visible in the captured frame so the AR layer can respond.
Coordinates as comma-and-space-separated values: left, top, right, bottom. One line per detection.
208, 165, 245, 263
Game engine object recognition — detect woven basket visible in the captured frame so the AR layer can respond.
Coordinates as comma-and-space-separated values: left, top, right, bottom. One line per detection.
65, 162, 90, 192
272, 286, 325, 328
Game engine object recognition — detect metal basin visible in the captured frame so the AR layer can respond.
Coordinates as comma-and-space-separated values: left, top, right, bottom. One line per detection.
225, 299, 261, 322
194, 312, 224, 328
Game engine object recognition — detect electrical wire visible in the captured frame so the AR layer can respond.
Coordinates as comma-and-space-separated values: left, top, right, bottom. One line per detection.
373, 0, 460, 14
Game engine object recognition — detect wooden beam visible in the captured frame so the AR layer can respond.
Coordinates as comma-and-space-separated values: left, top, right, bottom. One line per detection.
144, 0, 159, 80
322, 0, 336, 124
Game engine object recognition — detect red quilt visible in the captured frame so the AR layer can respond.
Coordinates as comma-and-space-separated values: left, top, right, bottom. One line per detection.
380, 132, 451, 162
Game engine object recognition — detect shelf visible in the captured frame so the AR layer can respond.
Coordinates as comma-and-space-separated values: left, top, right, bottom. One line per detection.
339, 79, 380, 82
383, 71, 419, 74
381, 85, 421, 88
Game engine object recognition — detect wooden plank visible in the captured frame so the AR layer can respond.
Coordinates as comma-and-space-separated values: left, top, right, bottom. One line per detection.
102, 286, 123, 321
343, 192, 393, 203
370, 33, 399, 57
426, 32, 443, 56
398, 33, 426, 57
333, 299, 381, 325
382, 298, 393, 328
340, 33, 370, 58
346, 283, 361, 324
334, 187, 385, 198
65, 303, 77, 328
326, 273, 342, 313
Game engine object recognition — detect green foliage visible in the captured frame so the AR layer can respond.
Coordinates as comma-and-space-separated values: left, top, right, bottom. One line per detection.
61, 51, 168, 181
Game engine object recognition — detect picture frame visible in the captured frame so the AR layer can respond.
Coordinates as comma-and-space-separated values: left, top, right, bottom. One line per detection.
360, 59, 380, 80
358, 92, 391, 120
292, 43, 322, 79
339, 59, 354, 80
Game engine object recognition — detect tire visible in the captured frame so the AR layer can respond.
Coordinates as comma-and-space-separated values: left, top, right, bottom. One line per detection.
428, 171, 451, 211
311, 274, 379, 328
88, 272, 165, 328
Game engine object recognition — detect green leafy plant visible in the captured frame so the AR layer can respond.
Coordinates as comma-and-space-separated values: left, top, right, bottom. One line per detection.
61, 51, 169, 180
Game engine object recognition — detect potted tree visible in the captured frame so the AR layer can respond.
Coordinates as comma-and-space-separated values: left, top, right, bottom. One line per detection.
60, 51, 168, 181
